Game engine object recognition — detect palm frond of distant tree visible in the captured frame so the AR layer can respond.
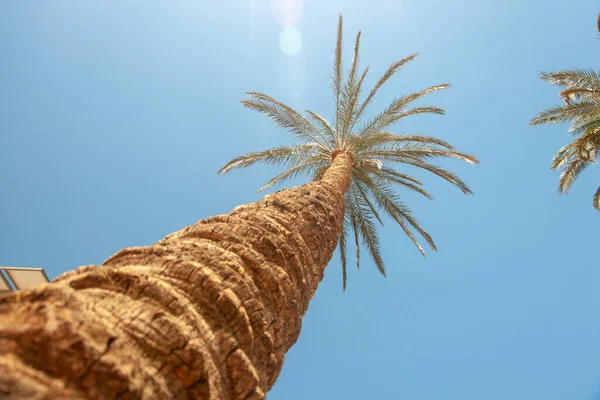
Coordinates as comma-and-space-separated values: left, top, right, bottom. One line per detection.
530, 16, 600, 210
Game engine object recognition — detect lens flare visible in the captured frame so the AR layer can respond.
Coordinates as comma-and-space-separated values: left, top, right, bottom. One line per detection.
270, 0, 303, 26
279, 26, 302, 56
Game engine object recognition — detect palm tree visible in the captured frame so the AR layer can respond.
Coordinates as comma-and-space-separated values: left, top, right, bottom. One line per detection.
530, 14, 600, 210
0, 16, 476, 399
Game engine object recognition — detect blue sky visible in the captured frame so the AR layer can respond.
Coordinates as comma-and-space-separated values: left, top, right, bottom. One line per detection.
1, 1, 599, 399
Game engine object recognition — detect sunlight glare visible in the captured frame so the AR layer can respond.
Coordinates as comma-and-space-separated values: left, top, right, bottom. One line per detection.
270, 0, 303, 26
279, 26, 302, 56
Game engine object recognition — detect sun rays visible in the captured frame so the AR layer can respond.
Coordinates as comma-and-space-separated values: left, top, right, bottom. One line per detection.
271, 0, 304, 56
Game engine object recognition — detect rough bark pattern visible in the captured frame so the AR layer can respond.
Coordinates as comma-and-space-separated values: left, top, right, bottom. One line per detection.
0, 153, 354, 399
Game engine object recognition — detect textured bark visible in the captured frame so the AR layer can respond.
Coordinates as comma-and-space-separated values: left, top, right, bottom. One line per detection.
0, 153, 354, 399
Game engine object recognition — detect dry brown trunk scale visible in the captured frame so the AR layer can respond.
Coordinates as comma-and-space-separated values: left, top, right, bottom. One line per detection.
0, 153, 354, 399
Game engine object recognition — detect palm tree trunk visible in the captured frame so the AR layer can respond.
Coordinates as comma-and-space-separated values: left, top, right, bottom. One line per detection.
0, 152, 354, 399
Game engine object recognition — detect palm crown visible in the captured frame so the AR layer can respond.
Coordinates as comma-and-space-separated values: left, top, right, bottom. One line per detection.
220, 15, 478, 288
530, 14, 600, 210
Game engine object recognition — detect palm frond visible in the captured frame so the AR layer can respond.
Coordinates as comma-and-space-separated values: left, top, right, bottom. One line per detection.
341, 197, 362, 273
551, 127, 600, 170
347, 188, 386, 276
219, 144, 318, 174
257, 157, 327, 193
342, 65, 369, 140
359, 87, 449, 137
558, 159, 588, 194
332, 14, 344, 147
244, 92, 332, 150
540, 69, 600, 92
384, 106, 447, 126
365, 165, 422, 185
352, 176, 384, 225
339, 31, 367, 146
351, 213, 361, 268
363, 145, 479, 165
389, 157, 474, 195
550, 144, 574, 169
363, 164, 434, 200
350, 132, 456, 153
339, 216, 349, 290
569, 114, 600, 135
361, 158, 383, 170
529, 101, 600, 126
339, 31, 361, 123
348, 53, 418, 134
305, 110, 336, 140
353, 168, 434, 254
593, 185, 600, 210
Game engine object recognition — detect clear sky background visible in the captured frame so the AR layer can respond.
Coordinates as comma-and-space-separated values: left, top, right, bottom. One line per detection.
1, 1, 599, 399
